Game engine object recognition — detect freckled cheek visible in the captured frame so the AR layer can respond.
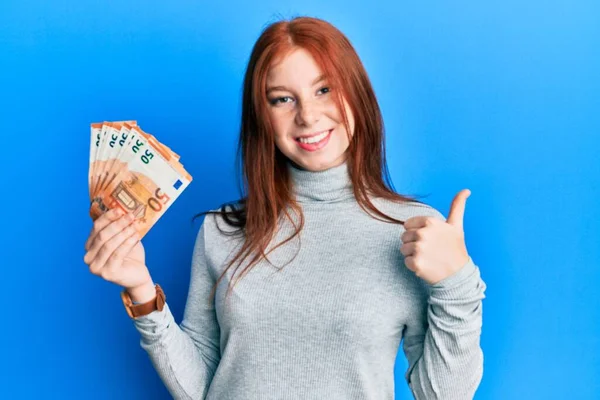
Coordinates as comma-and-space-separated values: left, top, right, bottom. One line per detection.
281, 111, 299, 136
324, 104, 348, 125
268, 110, 288, 131
271, 117, 297, 147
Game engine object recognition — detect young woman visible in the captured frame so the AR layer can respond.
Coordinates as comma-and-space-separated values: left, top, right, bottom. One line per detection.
84, 16, 486, 400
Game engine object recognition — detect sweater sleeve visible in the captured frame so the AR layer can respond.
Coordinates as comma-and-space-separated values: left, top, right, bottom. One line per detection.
130, 221, 221, 400
402, 256, 487, 400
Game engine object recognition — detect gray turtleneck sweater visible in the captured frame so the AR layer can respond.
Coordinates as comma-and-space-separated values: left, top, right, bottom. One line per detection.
131, 160, 487, 399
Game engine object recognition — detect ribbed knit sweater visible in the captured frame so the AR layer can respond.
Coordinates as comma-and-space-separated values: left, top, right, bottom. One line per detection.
131, 160, 487, 399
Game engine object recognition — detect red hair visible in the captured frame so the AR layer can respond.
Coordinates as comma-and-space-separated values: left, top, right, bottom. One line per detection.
193, 16, 428, 305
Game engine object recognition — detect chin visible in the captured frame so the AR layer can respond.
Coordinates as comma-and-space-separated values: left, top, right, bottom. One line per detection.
292, 154, 347, 172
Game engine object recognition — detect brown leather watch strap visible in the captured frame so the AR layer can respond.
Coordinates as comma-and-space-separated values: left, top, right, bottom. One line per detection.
121, 284, 166, 319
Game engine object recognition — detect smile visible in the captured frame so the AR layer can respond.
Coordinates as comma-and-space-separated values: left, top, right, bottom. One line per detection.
295, 129, 333, 152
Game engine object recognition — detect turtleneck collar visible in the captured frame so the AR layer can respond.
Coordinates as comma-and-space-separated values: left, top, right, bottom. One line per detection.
286, 159, 355, 203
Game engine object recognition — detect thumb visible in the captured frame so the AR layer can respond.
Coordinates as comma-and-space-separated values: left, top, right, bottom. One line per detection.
447, 189, 471, 230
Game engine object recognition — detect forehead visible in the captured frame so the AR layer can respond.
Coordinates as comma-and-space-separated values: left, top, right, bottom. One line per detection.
266, 48, 323, 83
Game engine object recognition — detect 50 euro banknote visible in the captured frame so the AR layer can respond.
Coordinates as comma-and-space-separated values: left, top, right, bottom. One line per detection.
89, 121, 192, 239
89, 121, 181, 198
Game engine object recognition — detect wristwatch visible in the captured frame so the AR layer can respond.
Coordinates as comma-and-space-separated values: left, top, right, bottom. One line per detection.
121, 284, 166, 319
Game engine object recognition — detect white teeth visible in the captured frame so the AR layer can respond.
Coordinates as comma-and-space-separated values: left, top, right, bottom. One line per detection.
298, 130, 329, 144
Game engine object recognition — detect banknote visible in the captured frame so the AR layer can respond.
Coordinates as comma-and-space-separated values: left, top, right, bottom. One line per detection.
89, 121, 192, 239
89, 121, 138, 198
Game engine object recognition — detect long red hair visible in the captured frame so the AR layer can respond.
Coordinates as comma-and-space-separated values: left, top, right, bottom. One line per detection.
193, 16, 428, 305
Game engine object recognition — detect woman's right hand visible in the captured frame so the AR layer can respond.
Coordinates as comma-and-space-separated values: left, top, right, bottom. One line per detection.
84, 207, 155, 302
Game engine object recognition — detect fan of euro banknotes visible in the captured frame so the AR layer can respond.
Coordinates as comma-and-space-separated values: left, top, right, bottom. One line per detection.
88, 120, 193, 239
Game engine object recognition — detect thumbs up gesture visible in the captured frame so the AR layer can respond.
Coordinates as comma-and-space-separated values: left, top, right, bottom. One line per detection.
400, 189, 472, 285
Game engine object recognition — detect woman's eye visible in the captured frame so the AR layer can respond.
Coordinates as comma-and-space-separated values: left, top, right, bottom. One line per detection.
269, 96, 293, 105
318, 86, 331, 95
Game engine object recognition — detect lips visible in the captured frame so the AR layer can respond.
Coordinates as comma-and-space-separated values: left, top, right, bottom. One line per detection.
295, 129, 333, 152
294, 129, 331, 140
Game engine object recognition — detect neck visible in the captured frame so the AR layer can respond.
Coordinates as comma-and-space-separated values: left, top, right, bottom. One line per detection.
286, 159, 354, 203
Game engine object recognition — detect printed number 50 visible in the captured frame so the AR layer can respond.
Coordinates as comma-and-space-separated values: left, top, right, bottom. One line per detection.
141, 149, 154, 164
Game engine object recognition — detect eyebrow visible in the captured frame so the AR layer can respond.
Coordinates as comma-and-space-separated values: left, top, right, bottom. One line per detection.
266, 74, 326, 94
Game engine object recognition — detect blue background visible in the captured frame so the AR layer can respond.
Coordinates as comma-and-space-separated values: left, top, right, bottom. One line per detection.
1, 1, 598, 399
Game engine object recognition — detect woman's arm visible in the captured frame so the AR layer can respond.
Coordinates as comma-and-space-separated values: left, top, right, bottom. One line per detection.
131, 222, 221, 400
402, 257, 487, 400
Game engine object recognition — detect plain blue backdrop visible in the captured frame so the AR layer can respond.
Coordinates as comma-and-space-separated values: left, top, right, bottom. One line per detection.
1, 0, 598, 399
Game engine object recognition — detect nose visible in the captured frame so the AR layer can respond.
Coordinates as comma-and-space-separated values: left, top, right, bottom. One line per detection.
295, 99, 321, 127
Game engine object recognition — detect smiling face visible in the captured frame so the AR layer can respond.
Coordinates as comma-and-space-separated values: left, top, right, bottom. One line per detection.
265, 48, 355, 172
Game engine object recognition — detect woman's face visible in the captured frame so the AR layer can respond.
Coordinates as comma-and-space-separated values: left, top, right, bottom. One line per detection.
265, 48, 355, 172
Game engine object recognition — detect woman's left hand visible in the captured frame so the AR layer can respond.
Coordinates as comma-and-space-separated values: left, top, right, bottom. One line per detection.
400, 189, 472, 285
